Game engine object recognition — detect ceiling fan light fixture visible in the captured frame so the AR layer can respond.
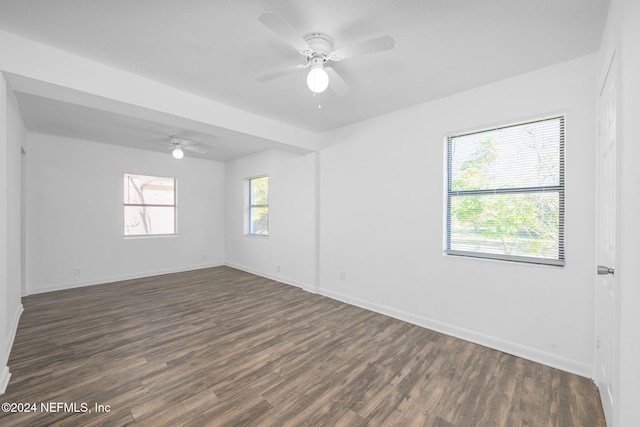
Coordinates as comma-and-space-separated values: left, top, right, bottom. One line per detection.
172, 146, 184, 159
307, 66, 329, 93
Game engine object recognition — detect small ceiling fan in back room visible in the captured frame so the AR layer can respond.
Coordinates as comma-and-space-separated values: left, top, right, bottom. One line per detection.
255, 11, 395, 96
168, 135, 207, 159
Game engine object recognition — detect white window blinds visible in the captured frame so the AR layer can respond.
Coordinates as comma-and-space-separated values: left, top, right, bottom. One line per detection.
446, 115, 565, 265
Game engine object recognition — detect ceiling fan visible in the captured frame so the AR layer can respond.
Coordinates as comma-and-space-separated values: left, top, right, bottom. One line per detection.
169, 135, 207, 159
256, 11, 395, 96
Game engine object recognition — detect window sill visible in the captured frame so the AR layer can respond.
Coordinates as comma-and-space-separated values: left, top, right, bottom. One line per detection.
124, 233, 178, 239
245, 233, 269, 239
444, 250, 565, 268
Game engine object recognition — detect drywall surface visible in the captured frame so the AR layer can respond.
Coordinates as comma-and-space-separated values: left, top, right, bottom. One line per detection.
25, 133, 225, 293
0, 75, 25, 393
6, 88, 25, 328
225, 150, 317, 291
318, 55, 597, 376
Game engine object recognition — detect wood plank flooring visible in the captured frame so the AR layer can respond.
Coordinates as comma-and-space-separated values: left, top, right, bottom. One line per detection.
1, 266, 606, 426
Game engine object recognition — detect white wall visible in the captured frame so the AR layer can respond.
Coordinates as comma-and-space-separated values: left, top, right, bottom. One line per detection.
6, 87, 25, 330
0, 71, 9, 393
318, 55, 597, 376
0, 75, 26, 393
25, 133, 225, 293
225, 150, 317, 291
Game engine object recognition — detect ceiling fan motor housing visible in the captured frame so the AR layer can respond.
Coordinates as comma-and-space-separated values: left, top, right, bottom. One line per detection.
304, 33, 333, 62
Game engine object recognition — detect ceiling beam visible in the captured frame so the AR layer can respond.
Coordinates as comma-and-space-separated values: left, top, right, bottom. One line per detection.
0, 29, 320, 155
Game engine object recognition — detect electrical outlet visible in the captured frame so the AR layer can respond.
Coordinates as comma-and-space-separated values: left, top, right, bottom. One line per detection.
277, 264, 281, 272
201, 254, 207, 261
73, 268, 81, 277
339, 271, 346, 281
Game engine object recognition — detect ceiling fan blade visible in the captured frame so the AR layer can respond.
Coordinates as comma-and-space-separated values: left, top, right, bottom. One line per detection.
259, 12, 310, 53
170, 135, 188, 145
256, 63, 308, 83
169, 135, 207, 154
183, 145, 207, 154
325, 67, 351, 97
330, 35, 395, 61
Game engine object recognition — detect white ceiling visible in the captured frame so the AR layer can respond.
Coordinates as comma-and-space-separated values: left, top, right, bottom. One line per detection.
0, 0, 609, 161
13, 92, 278, 162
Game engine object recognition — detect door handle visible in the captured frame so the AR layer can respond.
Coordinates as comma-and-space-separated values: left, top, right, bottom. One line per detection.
597, 265, 615, 275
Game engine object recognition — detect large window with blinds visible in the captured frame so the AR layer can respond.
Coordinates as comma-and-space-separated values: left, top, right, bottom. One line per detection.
445, 115, 565, 265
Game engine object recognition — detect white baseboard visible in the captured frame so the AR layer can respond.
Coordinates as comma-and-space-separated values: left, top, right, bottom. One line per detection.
319, 287, 591, 378
0, 366, 10, 395
25, 262, 224, 295
20, 263, 591, 380
224, 262, 317, 293
1, 303, 24, 395
221, 265, 590, 377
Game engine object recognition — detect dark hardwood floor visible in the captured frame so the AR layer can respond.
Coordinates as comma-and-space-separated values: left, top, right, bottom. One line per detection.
1, 266, 606, 426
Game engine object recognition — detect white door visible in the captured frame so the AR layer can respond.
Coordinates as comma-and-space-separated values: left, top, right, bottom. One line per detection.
596, 49, 617, 427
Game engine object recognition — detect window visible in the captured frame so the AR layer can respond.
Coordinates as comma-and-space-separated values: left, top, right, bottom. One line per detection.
248, 176, 269, 236
445, 115, 565, 265
124, 173, 176, 236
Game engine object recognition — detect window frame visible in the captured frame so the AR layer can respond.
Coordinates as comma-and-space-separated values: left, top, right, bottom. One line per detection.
123, 173, 177, 237
445, 115, 565, 266
247, 175, 269, 237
